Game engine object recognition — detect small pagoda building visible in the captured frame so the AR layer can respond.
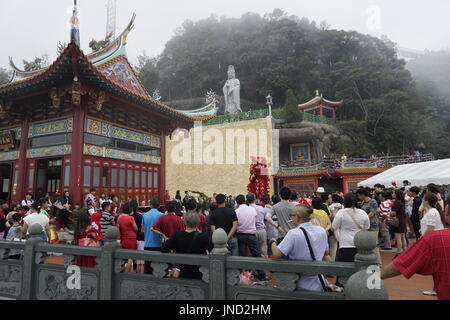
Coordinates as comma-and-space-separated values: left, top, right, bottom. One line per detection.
0, 9, 193, 205
298, 90, 343, 123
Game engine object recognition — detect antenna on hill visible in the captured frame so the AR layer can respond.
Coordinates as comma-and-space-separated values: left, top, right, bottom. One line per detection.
106, 0, 117, 39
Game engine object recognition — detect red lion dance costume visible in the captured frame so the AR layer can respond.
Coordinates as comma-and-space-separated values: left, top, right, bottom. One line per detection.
247, 156, 270, 200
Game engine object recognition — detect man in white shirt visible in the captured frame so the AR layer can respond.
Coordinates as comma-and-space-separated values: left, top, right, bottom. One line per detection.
247, 193, 268, 258
22, 202, 50, 241
235, 195, 269, 282
270, 204, 331, 292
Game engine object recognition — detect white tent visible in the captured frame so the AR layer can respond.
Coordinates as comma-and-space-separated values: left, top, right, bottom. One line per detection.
358, 158, 450, 188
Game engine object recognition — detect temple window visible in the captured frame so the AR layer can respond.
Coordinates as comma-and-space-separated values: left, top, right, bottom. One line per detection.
102, 167, 109, 186
127, 170, 133, 187
141, 171, 147, 188
29, 133, 72, 148
148, 172, 153, 188
83, 166, 91, 186
119, 169, 125, 187
64, 166, 70, 187
153, 172, 159, 188
111, 168, 118, 187
134, 170, 140, 188
93, 167, 100, 186
28, 169, 34, 189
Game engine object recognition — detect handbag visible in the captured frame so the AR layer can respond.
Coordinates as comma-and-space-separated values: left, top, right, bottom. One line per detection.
78, 237, 100, 247
386, 215, 399, 228
53, 201, 63, 210
299, 227, 332, 292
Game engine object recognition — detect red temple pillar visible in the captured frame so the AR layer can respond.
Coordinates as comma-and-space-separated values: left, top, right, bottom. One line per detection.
69, 103, 86, 206
15, 116, 29, 203
159, 131, 166, 202
319, 104, 323, 121
342, 177, 347, 194
332, 107, 336, 123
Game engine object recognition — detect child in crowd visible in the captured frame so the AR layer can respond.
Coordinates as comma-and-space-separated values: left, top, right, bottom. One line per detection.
75, 212, 100, 268
6, 213, 24, 260
90, 211, 104, 244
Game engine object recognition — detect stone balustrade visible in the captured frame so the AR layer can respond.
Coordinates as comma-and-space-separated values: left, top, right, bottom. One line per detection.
0, 224, 387, 300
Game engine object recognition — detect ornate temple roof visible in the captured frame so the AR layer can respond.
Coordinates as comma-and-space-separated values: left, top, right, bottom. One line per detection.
298, 91, 343, 110
180, 98, 219, 121
1, 14, 193, 123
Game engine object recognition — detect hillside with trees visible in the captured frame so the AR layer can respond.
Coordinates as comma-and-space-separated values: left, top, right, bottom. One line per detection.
130, 10, 445, 158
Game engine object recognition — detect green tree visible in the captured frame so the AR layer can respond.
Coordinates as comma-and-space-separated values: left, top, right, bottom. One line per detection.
283, 89, 302, 123
133, 9, 447, 157
136, 52, 160, 95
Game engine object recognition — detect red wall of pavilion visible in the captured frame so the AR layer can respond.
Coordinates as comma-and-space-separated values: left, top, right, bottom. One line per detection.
79, 156, 161, 205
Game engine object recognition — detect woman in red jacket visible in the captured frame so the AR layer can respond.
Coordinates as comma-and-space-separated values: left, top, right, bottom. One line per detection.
117, 202, 138, 273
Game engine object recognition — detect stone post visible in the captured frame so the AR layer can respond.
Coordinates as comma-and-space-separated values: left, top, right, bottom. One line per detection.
99, 227, 120, 300
209, 228, 229, 300
345, 230, 388, 300
211, 228, 229, 255
21, 224, 44, 300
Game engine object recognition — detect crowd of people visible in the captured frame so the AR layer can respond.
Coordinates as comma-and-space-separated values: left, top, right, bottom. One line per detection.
1, 182, 449, 299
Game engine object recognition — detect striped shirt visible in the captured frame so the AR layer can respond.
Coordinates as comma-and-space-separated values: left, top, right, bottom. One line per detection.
100, 211, 114, 237
378, 200, 393, 219
85, 194, 97, 210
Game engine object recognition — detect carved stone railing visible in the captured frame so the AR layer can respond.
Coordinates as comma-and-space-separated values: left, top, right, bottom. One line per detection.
0, 225, 387, 300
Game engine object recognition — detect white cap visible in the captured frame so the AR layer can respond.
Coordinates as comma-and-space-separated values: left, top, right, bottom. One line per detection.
316, 187, 325, 193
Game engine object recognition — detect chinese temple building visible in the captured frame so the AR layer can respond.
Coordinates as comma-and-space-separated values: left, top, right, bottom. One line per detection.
0, 10, 193, 205
298, 90, 343, 123
274, 162, 387, 195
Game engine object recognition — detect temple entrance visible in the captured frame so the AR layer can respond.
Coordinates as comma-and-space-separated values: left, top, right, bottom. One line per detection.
0, 163, 12, 202
318, 176, 343, 193
35, 158, 63, 200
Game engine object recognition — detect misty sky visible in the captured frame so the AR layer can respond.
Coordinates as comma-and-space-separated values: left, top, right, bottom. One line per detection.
1, 0, 449, 71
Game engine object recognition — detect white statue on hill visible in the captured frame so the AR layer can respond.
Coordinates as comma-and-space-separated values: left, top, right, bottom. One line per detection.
223, 65, 242, 114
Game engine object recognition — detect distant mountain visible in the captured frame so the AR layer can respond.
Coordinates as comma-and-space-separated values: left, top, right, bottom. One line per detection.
137, 9, 450, 158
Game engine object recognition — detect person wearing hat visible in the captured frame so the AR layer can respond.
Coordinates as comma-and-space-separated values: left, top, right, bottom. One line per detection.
316, 187, 325, 197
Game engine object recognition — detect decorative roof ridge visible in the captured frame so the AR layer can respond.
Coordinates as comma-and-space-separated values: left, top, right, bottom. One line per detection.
5, 14, 135, 85
8, 57, 48, 76
86, 13, 135, 63
75, 43, 194, 122
298, 95, 343, 108
0, 42, 75, 90
0, 41, 194, 123
95, 54, 151, 98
